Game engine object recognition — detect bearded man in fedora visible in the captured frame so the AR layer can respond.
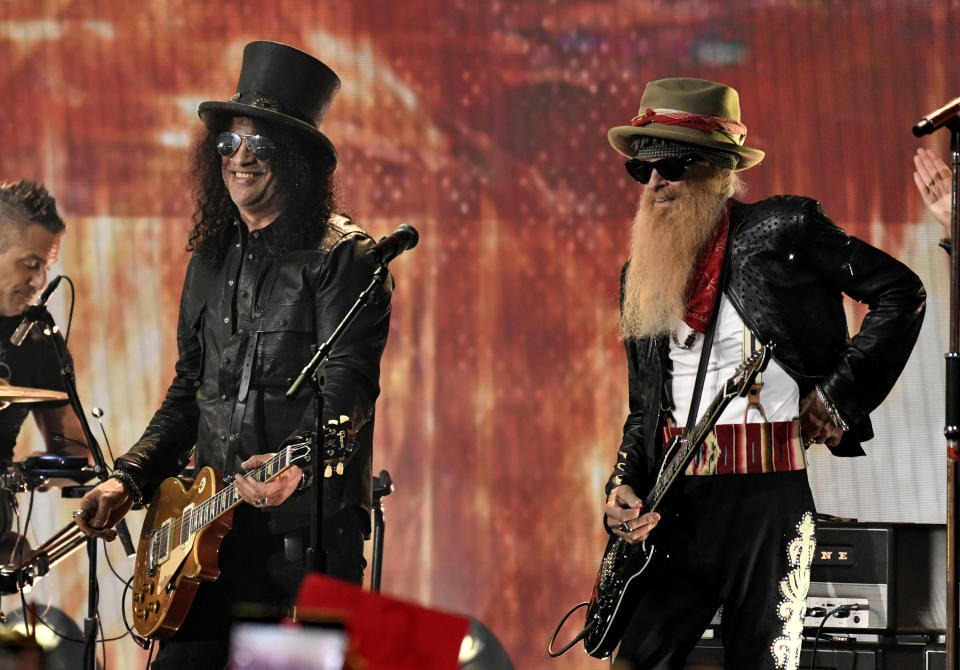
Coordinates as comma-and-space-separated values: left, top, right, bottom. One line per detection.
600, 78, 925, 669
75, 42, 392, 667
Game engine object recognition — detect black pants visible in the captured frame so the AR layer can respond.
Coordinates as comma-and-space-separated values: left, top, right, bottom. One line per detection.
150, 505, 367, 670
617, 470, 816, 670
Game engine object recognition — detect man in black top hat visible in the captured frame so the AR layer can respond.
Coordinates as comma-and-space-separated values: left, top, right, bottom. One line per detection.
599, 78, 924, 669
0, 179, 87, 462
75, 42, 392, 668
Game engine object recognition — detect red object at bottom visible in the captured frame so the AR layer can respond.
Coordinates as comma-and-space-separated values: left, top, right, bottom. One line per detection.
295, 573, 470, 670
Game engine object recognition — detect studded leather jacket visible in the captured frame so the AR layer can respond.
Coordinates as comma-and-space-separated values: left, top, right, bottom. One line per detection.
114, 215, 392, 533
606, 196, 926, 497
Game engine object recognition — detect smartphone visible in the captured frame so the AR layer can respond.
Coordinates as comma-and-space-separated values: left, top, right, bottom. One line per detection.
228, 620, 348, 670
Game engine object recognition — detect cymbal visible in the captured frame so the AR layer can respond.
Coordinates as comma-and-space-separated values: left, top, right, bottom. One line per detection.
0, 385, 67, 404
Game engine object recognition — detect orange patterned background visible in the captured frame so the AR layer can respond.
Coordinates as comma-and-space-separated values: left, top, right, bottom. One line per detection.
1, 1, 959, 668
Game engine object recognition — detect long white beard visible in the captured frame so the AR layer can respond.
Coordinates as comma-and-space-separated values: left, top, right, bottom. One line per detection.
620, 175, 730, 340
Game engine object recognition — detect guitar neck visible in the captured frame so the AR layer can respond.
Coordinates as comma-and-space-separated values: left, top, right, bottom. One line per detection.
642, 372, 747, 512
170, 446, 299, 538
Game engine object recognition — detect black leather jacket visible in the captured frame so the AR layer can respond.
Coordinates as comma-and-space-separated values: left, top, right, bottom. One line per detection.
606, 196, 926, 496
115, 215, 392, 533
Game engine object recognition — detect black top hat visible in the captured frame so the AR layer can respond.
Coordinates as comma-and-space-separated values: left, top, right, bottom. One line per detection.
198, 41, 341, 164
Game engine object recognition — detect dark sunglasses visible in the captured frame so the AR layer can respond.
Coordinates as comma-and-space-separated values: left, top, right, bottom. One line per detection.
624, 154, 701, 184
216, 132, 277, 162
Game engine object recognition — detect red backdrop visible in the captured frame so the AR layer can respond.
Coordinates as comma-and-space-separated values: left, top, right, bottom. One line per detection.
1, 2, 958, 668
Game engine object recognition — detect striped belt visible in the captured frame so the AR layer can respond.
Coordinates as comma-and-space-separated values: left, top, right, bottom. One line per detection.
661, 419, 807, 476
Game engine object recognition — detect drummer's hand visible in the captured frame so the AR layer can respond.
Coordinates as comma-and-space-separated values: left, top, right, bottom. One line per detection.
74, 478, 133, 541
605, 485, 660, 545
234, 454, 302, 510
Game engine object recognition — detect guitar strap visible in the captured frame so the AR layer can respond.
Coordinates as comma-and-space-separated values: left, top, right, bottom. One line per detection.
224, 328, 261, 480
742, 324, 767, 422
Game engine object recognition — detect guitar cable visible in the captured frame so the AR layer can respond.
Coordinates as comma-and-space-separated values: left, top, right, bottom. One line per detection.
546, 601, 588, 657
806, 603, 861, 670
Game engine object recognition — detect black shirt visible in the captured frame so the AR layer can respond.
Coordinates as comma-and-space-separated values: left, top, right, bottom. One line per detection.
0, 314, 72, 462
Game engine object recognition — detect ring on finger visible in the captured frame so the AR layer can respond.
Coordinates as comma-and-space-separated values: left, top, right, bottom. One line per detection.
72, 509, 88, 520
617, 521, 631, 533
255, 497, 268, 507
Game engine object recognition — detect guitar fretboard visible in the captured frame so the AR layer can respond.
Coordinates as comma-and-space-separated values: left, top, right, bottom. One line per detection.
150, 444, 305, 568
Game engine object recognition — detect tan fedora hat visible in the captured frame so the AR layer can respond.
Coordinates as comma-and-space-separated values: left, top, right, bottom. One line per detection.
608, 77, 764, 170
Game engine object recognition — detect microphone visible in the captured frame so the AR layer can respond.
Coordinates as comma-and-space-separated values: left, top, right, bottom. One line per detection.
913, 94, 960, 137
10, 275, 62, 346
369, 224, 419, 264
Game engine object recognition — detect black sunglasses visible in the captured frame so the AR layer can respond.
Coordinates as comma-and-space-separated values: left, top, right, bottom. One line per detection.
624, 154, 701, 184
216, 132, 277, 162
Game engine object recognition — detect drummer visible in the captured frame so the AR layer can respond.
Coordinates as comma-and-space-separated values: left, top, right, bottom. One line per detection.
0, 180, 86, 462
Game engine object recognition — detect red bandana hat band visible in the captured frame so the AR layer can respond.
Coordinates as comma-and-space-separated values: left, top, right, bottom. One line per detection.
632, 108, 748, 145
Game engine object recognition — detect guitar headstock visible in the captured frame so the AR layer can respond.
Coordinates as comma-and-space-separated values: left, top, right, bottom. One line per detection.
725, 343, 774, 399
322, 415, 354, 478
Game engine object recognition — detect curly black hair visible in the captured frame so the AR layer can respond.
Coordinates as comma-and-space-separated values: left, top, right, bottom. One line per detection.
186, 117, 338, 266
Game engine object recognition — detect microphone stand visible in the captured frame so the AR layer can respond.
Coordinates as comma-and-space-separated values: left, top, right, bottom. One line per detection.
942, 116, 960, 670
31, 307, 136, 670
285, 263, 389, 573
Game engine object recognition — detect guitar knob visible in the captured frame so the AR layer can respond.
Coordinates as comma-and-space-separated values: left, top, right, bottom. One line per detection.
335, 462, 343, 476
324, 464, 332, 478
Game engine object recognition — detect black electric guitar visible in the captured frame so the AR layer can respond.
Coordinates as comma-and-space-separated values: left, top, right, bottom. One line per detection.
580, 345, 771, 658
131, 418, 354, 639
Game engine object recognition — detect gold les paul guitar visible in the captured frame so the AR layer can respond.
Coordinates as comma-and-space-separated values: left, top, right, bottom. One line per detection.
131, 418, 354, 639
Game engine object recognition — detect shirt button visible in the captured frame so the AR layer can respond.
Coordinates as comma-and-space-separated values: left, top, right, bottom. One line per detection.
247, 253, 255, 261
223, 357, 231, 365
223, 317, 230, 324
218, 433, 227, 441
228, 279, 234, 287
240, 290, 249, 298
252, 231, 261, 239
221, 394, 229, 401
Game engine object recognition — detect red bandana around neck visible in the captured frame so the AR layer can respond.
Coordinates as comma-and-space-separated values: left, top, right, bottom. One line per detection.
683, 200, 732, 333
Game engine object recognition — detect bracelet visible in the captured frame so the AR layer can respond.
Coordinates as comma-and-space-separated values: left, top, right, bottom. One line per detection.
110, 469, 144, 506
939, 237, 952, 255
815, 385, 850, 433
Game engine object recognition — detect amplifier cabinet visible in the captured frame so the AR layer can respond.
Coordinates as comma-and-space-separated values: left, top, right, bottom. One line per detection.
687, 638, 933, 670
810, 522, 945, 633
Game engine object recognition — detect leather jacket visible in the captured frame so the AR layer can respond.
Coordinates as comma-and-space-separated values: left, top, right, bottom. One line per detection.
606, 196, 926, 497
115, 215, 393, 533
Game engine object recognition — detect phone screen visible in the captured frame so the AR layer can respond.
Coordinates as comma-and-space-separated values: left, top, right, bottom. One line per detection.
228, 621, 348, 670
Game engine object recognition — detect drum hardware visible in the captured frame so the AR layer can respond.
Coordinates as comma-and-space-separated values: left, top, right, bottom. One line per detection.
0, 455, 96, 493
0, 521, 86, 595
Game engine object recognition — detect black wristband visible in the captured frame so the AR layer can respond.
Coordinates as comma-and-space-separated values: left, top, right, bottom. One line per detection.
110, 469, 144, 506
